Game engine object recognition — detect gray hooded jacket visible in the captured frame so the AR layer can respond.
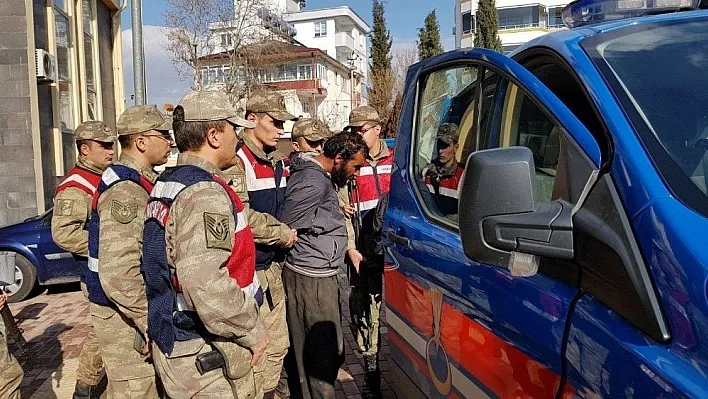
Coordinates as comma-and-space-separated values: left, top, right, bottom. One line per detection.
281, 152, 348, 277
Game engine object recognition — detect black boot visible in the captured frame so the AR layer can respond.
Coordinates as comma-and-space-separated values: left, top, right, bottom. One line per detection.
72, 382, 93, 399
362, 370, 382, 399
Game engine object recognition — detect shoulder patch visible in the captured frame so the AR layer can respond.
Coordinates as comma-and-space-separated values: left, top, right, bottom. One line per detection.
56, 199, 74, 216
230, 174, 247, 194
111, 200, 138, 224
204, 212, 231, 250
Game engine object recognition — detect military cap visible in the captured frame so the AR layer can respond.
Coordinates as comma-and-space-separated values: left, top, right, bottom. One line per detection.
437, 123, 460, 145
346, 105, 383, 129
177, 90, 256, 128
116, 105, 172, 136
73, 121, 116, 143
292, 118, 331, 141
246, 91, 297, 122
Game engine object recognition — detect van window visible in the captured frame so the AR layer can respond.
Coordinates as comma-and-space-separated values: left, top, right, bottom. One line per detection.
413, 66, 479, 225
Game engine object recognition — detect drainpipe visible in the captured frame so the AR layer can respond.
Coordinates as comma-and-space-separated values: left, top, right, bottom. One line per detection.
132, 0, 147, 105
112, 0, 129, 114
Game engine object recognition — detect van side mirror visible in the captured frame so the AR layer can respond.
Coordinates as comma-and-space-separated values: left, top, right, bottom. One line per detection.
458, 147, 574, 276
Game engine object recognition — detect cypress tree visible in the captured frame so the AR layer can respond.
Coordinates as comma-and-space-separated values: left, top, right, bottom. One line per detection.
370, 0, 392, 73
474, 0, 503, 51
417, 10, 444, 60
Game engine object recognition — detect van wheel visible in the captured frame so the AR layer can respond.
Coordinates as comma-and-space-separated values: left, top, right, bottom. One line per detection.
2, 253, 38, 303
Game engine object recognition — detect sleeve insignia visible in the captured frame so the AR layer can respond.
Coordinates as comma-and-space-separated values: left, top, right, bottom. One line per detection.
111, 200, 139, 224
55, 199, 74, 216
204, 212, 232, 250
230, 174, 247, 195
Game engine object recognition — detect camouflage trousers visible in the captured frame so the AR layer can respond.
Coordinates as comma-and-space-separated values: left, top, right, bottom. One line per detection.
254, 264, 289, 395
153, 339, 257, 399
349, 263, 383, 357
91, 304, 160, 398
77, 283, 104, 386
0, 326, 22, 399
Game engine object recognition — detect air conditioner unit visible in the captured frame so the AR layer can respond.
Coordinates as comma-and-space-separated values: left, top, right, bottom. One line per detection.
320, 79, 330, 89
35, 49, 57, 83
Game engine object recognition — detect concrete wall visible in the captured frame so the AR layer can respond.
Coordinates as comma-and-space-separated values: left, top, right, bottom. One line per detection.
0, 0, 119, 227
0, 0, 39, 226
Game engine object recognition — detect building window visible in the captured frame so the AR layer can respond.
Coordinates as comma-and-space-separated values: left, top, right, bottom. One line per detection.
317, 64, 328, 81
497, 5, 542, 30
343, 76, 350, 94
81, 0, 99, 120
298, 64, 312, 79
303, 101, 310, 114
314, 21, 327, 37
54, 6, 74, 131
278, 63, 298, 81
201, 65, 232, 86
220, 33, 233, 47
548, 7, 564, 27
462, 12, 475, 33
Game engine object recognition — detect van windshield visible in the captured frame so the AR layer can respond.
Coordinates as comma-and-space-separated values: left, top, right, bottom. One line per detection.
582, 16, 708, 217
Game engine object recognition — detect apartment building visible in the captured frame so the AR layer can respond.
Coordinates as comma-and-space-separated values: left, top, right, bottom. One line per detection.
199, 40, 356, 130
284, 6, 370, 88
455, 0, 568, 53
204, 3, 370, 130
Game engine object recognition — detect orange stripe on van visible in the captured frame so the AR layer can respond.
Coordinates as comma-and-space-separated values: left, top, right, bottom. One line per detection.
385, 269, 562, 399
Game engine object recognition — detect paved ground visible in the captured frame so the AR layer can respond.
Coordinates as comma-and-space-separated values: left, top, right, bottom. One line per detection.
7, 283, 397, 399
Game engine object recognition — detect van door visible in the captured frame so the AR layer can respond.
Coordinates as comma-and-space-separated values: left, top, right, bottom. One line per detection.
383, 49, 602, 398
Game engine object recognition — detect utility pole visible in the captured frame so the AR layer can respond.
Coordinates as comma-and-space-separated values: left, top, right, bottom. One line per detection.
132, 0, 147, 105
347, 52, 359, 109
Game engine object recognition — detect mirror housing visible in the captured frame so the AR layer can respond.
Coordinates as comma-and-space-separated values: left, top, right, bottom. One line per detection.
459, 147, 574, 276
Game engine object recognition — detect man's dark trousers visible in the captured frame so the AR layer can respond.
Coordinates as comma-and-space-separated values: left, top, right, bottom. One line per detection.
284, 267, 344, 399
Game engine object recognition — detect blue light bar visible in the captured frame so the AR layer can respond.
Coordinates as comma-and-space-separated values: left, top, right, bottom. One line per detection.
562, 0, 704, 28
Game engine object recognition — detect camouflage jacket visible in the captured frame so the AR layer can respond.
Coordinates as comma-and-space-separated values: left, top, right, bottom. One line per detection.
224, 135, 291, 247
51, 158, 106, 256
96, 154, 157, 335
167, 153, 264, 348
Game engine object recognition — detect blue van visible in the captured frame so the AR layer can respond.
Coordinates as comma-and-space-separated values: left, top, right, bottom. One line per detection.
383, 2, 708, 397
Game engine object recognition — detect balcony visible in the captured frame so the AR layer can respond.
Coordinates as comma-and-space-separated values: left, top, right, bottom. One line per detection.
335, 32, 355, 51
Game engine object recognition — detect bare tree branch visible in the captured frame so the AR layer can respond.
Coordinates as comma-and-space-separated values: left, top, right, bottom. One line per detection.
163, 0, 293, 105
369, 46, 418, 137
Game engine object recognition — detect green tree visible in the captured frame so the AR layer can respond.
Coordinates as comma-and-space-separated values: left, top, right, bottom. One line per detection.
417, 10, 444, 61
474, 0, 503, 51
369, 0, 394, 118
370, 0, 392, 74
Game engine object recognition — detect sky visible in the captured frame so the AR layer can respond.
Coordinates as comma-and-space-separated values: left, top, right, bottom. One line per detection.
121, 0, 456, 108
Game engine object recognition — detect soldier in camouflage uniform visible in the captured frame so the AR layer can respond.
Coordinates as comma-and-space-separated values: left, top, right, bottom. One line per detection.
421, 123, 464, 218
51, 121, 115, 398
290, 118, 331, 155
224, 91, 297, 398
339, 106, 394, 373
142, 90, 267, 399
0, 294, 22, 399
90, 105, 173, 398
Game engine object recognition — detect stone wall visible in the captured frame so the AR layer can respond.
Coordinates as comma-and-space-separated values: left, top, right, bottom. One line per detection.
0, 0, 38, 226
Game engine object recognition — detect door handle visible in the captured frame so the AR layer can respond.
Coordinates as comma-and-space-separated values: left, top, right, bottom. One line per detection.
387, 229, 410, 248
